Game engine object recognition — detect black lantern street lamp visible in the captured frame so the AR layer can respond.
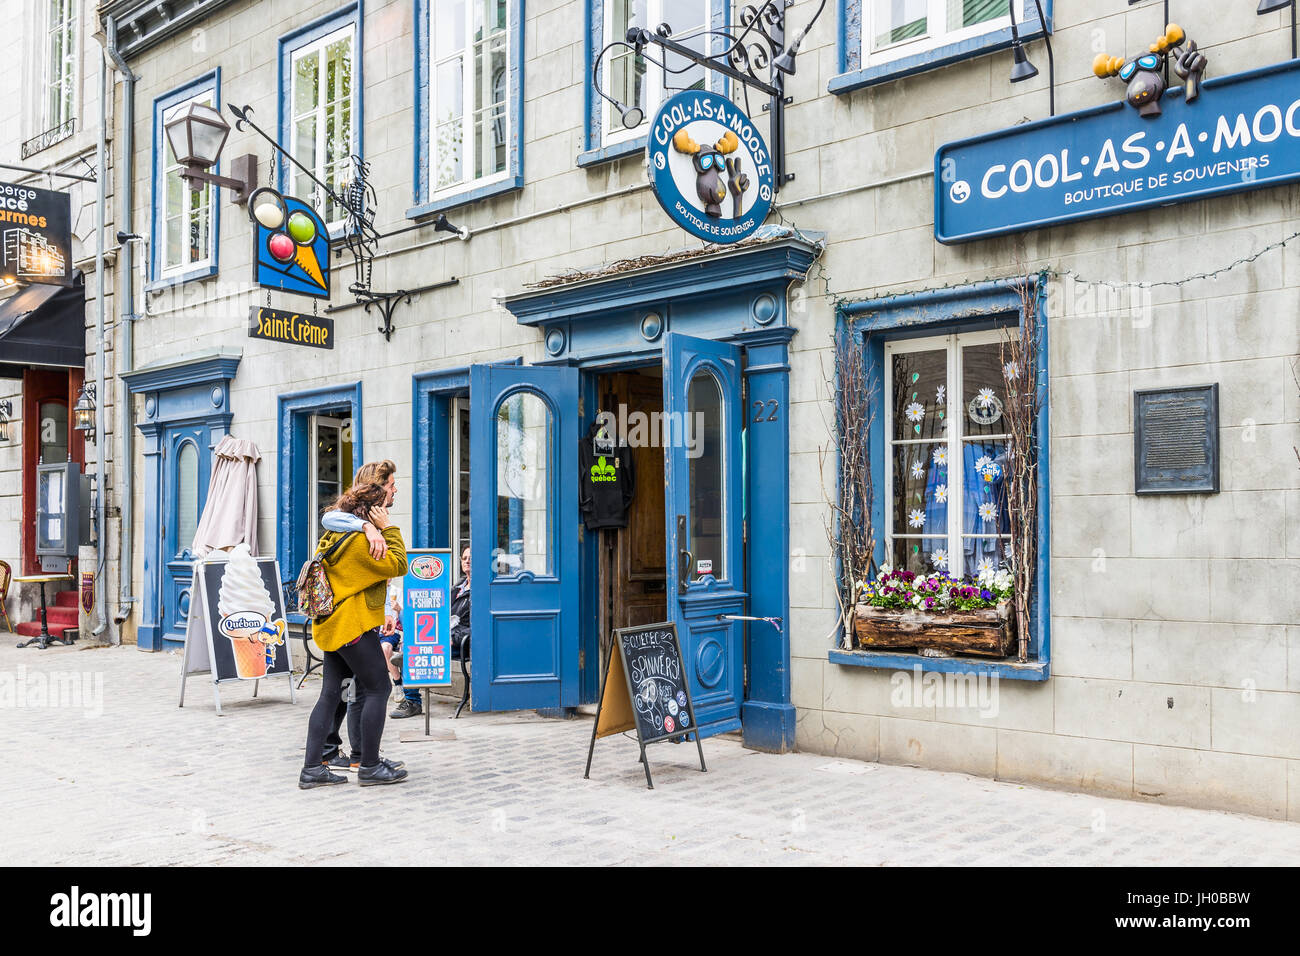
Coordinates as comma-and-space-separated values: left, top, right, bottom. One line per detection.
73, 383, 96, 443
0, 399, 11, 443
163, 101, 256, 204
1008, 0, 1055, 116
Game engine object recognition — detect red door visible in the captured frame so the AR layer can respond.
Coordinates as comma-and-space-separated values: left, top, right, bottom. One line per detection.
22, 368, 84, 574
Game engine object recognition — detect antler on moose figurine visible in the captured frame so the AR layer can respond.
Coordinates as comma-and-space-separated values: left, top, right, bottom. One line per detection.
1093, 23, 1208, 118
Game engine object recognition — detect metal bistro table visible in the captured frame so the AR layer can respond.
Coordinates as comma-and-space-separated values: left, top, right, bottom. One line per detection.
13, 573, 74, 649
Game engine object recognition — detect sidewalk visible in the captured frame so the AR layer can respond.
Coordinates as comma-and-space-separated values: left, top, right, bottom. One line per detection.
4, 640, 1299, 866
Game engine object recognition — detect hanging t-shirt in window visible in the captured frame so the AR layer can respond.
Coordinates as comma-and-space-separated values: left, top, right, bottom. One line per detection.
579, 420, 636, 531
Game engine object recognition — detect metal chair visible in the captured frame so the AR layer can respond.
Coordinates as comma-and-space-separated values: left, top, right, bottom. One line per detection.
283, 580, 324, 688
0, 560, 13, 633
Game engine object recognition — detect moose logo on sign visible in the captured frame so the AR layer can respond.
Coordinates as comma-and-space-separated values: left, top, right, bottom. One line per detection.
646, 90, 774, 245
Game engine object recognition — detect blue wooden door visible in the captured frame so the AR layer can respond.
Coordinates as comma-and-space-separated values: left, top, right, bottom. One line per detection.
663, 333, 746, 737
162, 424, 210, 645
469, 364, 580, 711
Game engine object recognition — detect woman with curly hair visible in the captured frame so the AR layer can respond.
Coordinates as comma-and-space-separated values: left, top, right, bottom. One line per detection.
299, 481, 409, 788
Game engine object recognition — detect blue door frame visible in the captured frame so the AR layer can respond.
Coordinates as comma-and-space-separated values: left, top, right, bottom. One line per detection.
500, 235, 818, 752
123, 350, 240, 652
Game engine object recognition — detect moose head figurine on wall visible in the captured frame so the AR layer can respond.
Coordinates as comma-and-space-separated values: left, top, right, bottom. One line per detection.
1093, 23, 1209, 118
672, 128, 751, 220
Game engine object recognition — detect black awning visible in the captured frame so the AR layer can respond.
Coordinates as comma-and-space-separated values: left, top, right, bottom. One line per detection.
0, 280, 85, 375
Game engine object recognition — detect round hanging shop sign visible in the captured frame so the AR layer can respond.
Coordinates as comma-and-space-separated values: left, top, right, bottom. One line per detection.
646, 89, 774, 245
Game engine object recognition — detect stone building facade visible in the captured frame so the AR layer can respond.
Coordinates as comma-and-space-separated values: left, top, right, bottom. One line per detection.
81, 0, 1300, 819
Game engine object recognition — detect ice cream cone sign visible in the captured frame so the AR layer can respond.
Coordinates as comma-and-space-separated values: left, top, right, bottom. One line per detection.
249, 187, 331, 298
216, 544, 286, 679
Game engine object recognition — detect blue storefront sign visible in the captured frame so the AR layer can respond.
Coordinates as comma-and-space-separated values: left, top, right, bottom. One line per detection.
248, 187, 332, 298
935, 60, 1300, 244
646, 89, 774, 244
400, 549, 452, 687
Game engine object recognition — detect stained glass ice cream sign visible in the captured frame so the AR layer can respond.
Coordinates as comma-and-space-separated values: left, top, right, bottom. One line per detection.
248, 187, 331, 298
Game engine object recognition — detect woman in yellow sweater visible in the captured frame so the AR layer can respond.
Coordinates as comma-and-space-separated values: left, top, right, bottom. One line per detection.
299, 482, 409, 788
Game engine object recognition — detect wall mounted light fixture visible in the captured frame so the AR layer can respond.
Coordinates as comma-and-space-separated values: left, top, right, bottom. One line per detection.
73, 384, 96, 443
1009, 0, 1056, 116
162, 101, 257, 204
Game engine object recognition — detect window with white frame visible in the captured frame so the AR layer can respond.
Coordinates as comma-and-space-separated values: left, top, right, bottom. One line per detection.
430, 0, 512, 195
42, 0, 77, 131
159, 89, 217, 278
289, 24, 355, 226
602, 0, 709, 146
884, 329, 1013, 579
865, 0, 1024, 67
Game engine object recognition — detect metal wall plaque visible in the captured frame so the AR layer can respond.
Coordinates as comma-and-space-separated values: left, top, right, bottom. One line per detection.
1134, 384, 1219, 494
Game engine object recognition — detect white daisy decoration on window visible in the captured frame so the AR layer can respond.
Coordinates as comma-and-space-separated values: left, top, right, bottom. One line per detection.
976, 387, 997, 409
908, 509, 924, 528
976, 557, 996, 578
910, 460, 924, 480
932, 548, 948, 570
932, 446, 947, 467
974, 455, 993, 474
934, 484, 947, 504
935, 384, 946, 404
1003, 361, 1019, 381
904, 402, 925, 423
978, 501, 998, 523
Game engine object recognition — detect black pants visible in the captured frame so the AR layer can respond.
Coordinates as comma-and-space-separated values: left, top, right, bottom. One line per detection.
304, 628, 391, 769
322, 682, 364, 762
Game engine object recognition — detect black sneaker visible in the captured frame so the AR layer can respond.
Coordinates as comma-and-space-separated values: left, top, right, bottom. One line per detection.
380, 755, 405, 771
390, 699, 422, 719
298, 765, 348, 790
358, 762, 409, 786
323, 752, 356, 772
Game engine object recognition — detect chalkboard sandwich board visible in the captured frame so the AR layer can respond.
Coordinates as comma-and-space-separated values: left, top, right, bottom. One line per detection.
584, 621, 706, 789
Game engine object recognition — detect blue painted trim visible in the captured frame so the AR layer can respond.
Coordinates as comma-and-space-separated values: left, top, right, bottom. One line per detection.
411, 0, 524, 214
277, 3, 364, 198
576, 136, 646, 168
276, 381, 364, 580
830, 2, 1051, 96
150, 69, 222, 285
404, 175, 524, 219
829, 650, 1050, 681
582, 0, 729, 158
122, 352, 242, 392
838, 276, 1051, 676
411, 365, 470, 550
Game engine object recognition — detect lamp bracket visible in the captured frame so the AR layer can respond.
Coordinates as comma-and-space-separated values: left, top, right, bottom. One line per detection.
594, 0, 827, 190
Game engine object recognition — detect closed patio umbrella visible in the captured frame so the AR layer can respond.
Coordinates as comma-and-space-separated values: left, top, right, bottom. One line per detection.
191, 435, 262, 558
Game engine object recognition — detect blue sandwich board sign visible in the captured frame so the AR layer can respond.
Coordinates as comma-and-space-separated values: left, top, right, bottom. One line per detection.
646, 89, 775, 244
400, 549, 452, 688
935, 60, 1300, 244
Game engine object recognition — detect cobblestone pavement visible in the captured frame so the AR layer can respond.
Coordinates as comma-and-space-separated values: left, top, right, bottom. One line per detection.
5, 641, 1300, 866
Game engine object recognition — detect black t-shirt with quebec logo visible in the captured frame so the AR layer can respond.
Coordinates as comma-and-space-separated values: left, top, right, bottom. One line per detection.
579, 421, 636, 530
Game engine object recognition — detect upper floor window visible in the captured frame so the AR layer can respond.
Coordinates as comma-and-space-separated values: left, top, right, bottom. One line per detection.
602, 0, 709, 147
152, 74, 220, 284
867, 0, 1022, 67
43, 0, 77, 131
288, 23, 356, 227
430, 0, 512, 196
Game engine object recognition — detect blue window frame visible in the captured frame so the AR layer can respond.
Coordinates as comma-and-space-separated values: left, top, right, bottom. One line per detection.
277, 3, 364, 231
149, 70, 221, 289
832, 279, 1050, 681
830, 0, 1051, 96
580, 0, 728, 168
409, 0, 525, 218
277, 382, 364, 620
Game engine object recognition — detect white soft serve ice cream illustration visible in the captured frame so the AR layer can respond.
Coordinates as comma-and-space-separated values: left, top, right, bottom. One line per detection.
217, 544, 283, 677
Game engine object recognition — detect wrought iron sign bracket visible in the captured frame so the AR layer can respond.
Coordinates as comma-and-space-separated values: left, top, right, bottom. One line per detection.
323, 279, 460, 342
230, 104, 462, 336
594, 0, 827, 191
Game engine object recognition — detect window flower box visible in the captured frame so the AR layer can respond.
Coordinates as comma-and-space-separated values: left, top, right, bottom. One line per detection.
851, 564, 1017, 658
853, 601, 1015, 658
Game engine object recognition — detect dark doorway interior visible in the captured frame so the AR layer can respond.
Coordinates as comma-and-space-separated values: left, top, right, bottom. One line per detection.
594, 366, 668, 670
